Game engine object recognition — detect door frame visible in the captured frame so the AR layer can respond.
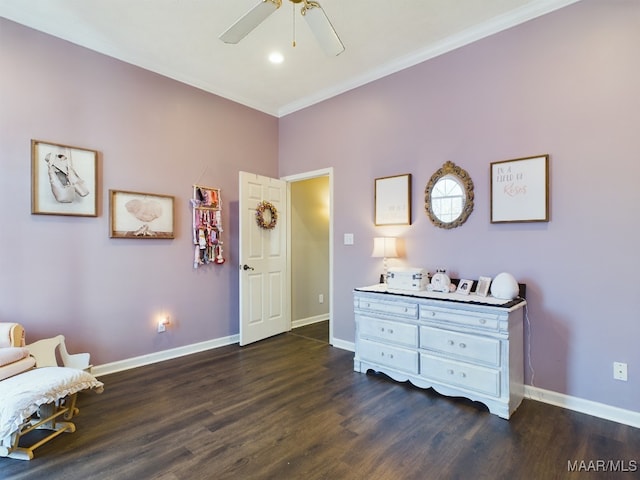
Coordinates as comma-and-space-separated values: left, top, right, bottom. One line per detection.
282, 167, 334, 344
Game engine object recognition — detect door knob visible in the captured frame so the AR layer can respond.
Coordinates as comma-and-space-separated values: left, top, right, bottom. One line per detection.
242, 264, 254, 271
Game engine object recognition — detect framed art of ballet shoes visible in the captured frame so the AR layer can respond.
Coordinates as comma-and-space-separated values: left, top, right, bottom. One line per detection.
31, 139, 98, 217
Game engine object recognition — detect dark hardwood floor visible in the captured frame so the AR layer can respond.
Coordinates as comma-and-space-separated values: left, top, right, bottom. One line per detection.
290, 320, 329, 343
2, 331, 638, 479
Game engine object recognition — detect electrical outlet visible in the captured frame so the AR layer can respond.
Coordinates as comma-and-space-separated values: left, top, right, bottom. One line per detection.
613, 362, 627, 381
318, 294, 324, 304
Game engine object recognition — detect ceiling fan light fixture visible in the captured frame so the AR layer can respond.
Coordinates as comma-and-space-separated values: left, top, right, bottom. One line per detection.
301, 1, 345, 56
219, 0, 282, 44
268, 51, 285, 64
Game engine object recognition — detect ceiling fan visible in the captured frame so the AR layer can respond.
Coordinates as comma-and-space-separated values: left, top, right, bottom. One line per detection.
219, 0, 345, 57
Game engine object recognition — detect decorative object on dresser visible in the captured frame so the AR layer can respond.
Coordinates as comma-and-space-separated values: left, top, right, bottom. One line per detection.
386, 267, 428, 291
490, 272, 519, 300
371, 237, 399, 283
353, 284, 526, 419
428, 268, 452, 293
475, 276, 492, 297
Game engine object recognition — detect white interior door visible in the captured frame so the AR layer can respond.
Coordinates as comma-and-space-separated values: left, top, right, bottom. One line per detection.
239, 171, 289, 346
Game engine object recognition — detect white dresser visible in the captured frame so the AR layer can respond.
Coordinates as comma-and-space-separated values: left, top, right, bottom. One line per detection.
353, 284, 526, 419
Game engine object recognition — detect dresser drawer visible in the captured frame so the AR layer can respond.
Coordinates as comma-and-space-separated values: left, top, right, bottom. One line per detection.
420, 354, 500, 397
359, 317, 418, 347
420, 306, 501, 331
359, 339, 419, 374
356, 297, 418, 319
420, 326, 500, 366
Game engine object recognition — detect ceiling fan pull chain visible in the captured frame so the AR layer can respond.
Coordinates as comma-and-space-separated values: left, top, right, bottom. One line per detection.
292, 1, 296, 47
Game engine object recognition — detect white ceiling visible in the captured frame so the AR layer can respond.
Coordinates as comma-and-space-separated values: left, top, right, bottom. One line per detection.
1, 0, 580, 117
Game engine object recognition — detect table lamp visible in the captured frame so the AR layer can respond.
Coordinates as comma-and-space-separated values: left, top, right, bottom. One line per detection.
371, 237, 398, 283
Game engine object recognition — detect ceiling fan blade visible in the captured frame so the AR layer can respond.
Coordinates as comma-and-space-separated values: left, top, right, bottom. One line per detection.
301, 1, 345, 56
219, 0, 282, 44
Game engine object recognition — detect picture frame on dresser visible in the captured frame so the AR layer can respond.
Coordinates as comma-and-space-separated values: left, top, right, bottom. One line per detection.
456, 279, 473, 295
374, 173, 412, 226
475, 276, 492, 297
490, 154, 549, 223
31, 139, 98, 217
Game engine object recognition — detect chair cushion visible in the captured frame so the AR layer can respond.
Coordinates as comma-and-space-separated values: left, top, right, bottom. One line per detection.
0, 348, 30, 367
0, 357, 36, 382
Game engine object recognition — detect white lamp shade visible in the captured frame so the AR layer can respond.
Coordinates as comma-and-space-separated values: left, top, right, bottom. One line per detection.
371, 237, 398, 258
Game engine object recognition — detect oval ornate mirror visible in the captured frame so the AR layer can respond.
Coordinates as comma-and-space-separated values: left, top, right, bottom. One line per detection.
424, 161, 474, 229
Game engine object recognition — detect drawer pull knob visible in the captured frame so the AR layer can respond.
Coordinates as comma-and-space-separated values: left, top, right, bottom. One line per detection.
459, 343, 466, 349
388, 329, 393, 334
460, 372, 467, 378
431, 312, 436, 317
447, 369, 454, 375
381, 328, 385, 332
447, 340, 454, 346
479, 319, 487, 325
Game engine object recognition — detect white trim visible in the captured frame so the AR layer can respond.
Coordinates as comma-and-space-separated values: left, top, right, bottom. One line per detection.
91, 334, 239, 377
525, 385, 640, 428
292, 315, 329, 329
331, 339, 355, 353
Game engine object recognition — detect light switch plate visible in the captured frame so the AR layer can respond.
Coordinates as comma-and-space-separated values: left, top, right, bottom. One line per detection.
344, 233, 354, 245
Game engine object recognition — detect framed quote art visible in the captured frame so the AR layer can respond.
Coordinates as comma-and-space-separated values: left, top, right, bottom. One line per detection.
374, 173, 412, 226
31, 139, 98, 217
490, 155, 549, 223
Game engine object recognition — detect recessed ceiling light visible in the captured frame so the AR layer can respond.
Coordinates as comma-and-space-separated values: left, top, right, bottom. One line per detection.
268, 51, 284, 64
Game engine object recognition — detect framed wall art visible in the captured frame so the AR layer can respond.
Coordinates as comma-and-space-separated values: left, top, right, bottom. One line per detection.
374, 173, 412, 226
491, 155, 549, 223
31, 139, 98, 216
109, 190, 175, 239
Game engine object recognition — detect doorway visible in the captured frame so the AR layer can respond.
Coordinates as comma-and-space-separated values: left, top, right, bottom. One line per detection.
284, 168, 333, 344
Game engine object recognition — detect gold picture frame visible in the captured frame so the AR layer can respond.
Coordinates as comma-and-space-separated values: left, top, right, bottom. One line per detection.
109, 190, 175, 239
374, 173, 412, 226
31, 139, 98, 216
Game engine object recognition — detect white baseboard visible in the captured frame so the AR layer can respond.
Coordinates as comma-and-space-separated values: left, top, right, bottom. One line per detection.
525, 385, 640, 428
292, 315, 329, 329
91, 336, 639, 429
331, 338, 355, 352
91, 334, 239, 377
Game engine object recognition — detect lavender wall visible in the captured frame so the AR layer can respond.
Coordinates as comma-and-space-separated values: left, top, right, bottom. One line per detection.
0, 19, 279, 365
279, 0, 639, 412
